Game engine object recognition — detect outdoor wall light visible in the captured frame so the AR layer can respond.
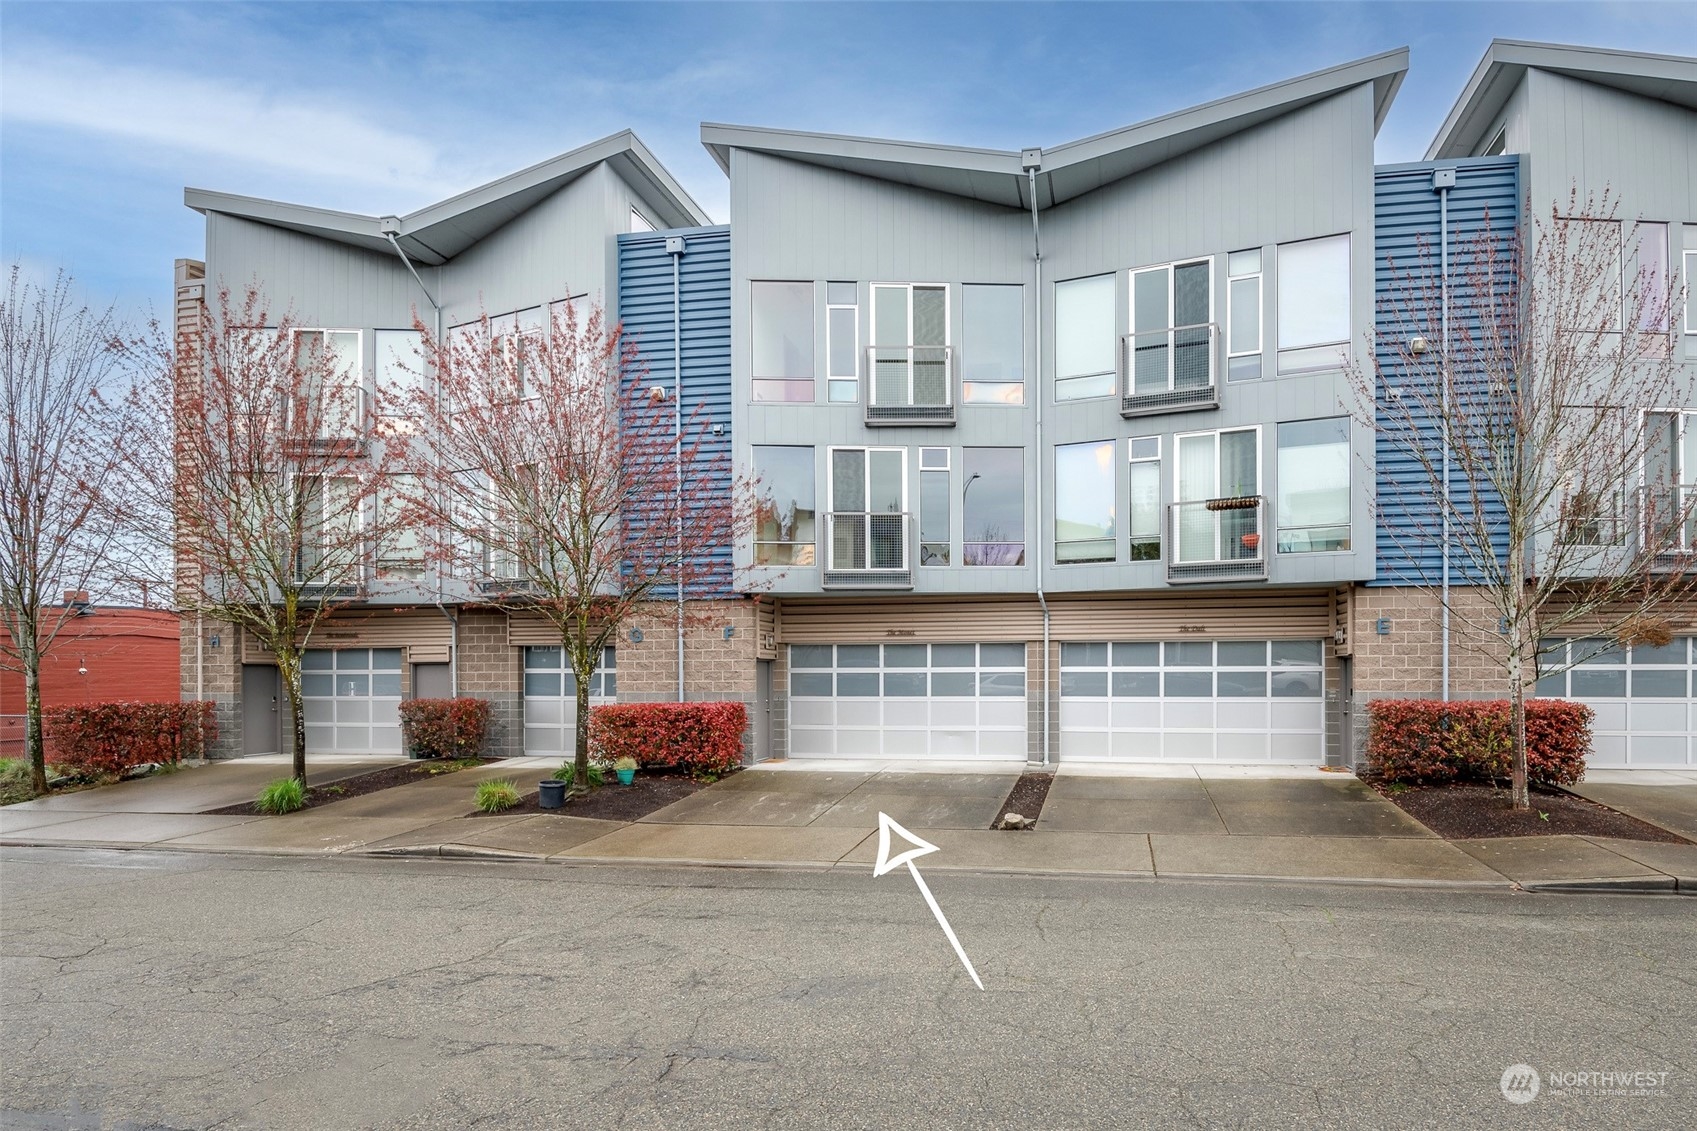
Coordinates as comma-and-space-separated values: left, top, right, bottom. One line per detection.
648, 385, 668, 403
629, 628, 644, 643
209, 633, 221, 649
1409, 336, 1429, 355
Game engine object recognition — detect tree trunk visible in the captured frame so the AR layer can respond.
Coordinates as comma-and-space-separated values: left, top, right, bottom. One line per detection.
277, 651, 307, 784
570, 649, 593, 798
24, 664, 47, 796
1508, 652, 1530, 810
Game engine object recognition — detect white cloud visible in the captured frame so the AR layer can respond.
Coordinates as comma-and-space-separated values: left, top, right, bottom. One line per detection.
1, 49, 453, 200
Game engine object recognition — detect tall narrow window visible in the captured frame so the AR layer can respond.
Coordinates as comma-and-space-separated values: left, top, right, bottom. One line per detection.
1227, 249, 1262, 382
1128, 437, 1161, 561
374, 329, 425, 419
1129, 259, 1212, 397
919, 447, 950, 565
297, 475, 362, 584
962, 284, 1024, 404
1276, 234, 1350, 373
487, 308, 543, 403
870, 284, 950, 412
753, 446, 816, 565
1628, 223, 1671, 350
1684, 226, 1697, 335
826, 282, 858, 403
1275, 418, 1350, 553
1054, 274, 1115, 401
751, 281, 814, 402
963, 447, 1024, 566
1055, 441, 1116, 563
293, 329, 362, 439
1644, 411, 1697, 552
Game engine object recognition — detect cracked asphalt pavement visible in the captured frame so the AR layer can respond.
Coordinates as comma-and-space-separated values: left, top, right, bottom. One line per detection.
2, 847, 1693, 1130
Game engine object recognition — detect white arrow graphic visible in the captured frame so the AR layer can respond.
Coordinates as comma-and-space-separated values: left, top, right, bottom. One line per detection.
872, 812, 984, 991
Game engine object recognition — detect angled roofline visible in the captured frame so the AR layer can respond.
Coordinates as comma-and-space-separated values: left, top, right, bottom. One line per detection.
702, 48, 1408, 208
185, 130, 712, 264
1427, 39, 1697, 160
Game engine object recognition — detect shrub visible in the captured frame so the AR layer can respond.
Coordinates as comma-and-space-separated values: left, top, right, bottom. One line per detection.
475, 779, 521, 812
589, 702, 746, 776
256, 777, 306, 814
44, 701, 217, 778
552, 762, 604, 787
1366, 698, 1590, 787
0, 758, 34, 806
399, 698, 492, 760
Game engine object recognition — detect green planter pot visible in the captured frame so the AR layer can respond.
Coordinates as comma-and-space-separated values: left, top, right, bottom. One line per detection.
616, 768, 636, 786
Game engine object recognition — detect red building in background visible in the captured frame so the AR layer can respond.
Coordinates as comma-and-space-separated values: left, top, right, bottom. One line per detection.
1, 597, 180, 755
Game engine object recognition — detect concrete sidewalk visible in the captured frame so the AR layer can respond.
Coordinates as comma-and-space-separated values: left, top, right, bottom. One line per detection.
3, 758, 1694, 892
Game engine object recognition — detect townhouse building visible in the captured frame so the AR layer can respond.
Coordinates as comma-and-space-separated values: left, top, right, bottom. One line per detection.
1354, 42, 1697, 769
177, 40, 1695, 773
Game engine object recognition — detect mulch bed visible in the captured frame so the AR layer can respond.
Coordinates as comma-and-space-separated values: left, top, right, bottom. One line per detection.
991, 771, 1054, 830
467, 771, 710, 823
1374, 781, 1690, 844
205, 758, 498, 816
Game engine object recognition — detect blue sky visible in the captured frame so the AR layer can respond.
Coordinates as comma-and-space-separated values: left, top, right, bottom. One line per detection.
3, 1, 1693, 320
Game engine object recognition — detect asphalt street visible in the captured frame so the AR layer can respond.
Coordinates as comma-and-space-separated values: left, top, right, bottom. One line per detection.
1, 847, 1692, 1130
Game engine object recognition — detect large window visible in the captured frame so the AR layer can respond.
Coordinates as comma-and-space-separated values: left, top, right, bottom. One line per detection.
1276, 234, 1350, 373
753, 446, 816, 565
1055, 440, 1116, 563
374, 329, 424, 419
297, 474, 361, 584
1054, 274, 1116, 401
871, 284, 950, 411
826, 282, 858, 403
962, 284, 1024, 404
919, 447, 950, 566
1275, 418, 1350, 553
1129, 259, 1212, 396
292, 329, 362, 439
1128, 437, 1161, 561
1644, 410, 1697, 552
751, 281, 815, 402
1175, 428, 1259, 564
829, 447, 907, 571
963, 447, 1024, 566
375, 474, 424, 577
1227, 249, 1262, 382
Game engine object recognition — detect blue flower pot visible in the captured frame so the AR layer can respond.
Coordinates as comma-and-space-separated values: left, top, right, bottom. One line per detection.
616, 768, 636, 786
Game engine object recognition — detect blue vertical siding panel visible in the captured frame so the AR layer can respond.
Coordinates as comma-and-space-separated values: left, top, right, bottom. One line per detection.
1370, 157, 1521, 586
617, 226, 735, 598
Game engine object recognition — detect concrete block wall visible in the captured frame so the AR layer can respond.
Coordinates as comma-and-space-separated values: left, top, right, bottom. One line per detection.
179, 617, 240, 760
455, 609, 522, 758
616, 598, 761, 762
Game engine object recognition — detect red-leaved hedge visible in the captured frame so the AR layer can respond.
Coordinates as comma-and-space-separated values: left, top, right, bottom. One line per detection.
588, 702, 746, 775
1365, 698, 1591, 786
45, 701, 218, 777
398, 698, 492, 759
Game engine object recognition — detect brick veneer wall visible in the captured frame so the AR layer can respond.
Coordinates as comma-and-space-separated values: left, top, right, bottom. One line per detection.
454, 609, 522, 758
179, 617, 240, 760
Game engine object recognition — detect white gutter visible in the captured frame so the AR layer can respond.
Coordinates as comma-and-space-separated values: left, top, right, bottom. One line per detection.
1433, 170, 1453, 701
1026, 157, 1051, 767
667, 235, 687, 701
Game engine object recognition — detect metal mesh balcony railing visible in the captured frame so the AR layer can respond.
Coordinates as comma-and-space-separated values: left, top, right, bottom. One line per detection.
824, 511, 913, 588
865, 346, 955, 426
1120, 323, 1219, 418
1167, 495, 1267, 583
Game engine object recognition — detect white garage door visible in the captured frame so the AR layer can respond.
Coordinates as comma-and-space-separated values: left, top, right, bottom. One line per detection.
788, 642, 1027, 760
523, 646, 616, 755
1059, 640, 1325, 762
1537, 637, 1696, 768
302, 648, 403, 754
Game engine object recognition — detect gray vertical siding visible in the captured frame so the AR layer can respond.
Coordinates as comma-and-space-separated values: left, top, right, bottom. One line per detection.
618, 226, 735, 596
1370, 156, 1521, 587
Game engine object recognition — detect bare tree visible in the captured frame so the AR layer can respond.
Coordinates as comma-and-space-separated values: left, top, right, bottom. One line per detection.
155, 284, 407, 783
0, 267, 140, 794
397, 299, 750, 793
1359, 190, 1695, 808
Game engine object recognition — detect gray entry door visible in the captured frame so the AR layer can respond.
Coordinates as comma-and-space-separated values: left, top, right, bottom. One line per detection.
241, 665, 280, 756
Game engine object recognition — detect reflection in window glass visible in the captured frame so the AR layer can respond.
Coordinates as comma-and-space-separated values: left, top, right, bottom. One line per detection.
962, 284, 1024, 404
1276, 234, 1350, 372
752, 281, 814, 400
754, 446, 816, 565
1055, 275, 1116, 400
1276, 418, 1350, 552
1056, 441, 1116, 563
963, 448, 1025, 566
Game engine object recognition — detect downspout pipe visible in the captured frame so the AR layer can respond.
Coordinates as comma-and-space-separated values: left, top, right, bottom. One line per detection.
1432, 171, 1453, 702
384, 224, 458, 697
1025, 156, 1051, 767
667, 235, 687, 701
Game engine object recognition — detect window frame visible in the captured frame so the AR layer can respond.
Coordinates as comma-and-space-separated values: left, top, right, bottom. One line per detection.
750, 280, 817, 404
1127, 257, 1215, 398
1128, 436, 1162, 562
295, 472, 365, 585
960, 282, 1025, 405
918, 446, 951, 567
826, 445, 910, 573
826, 282, 859, 403
961, 446, 1026, 567
1054, 273, 1118, 402
1273, 416, 1352, 554
752, 445, 818, 567
1685, 247, 1697, 336
1226, 249, 1263, 383
1054, 439, 1118, 565
290, 327, 365, 439
868, 282, 952, 411
1274, 233, 1351, 374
